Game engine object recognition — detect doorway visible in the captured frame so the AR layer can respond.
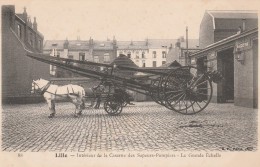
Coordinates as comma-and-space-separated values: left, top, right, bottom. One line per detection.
217, 48, 234, 103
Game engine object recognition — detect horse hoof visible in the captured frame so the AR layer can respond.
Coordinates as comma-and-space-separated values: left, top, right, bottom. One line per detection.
48, 113, 55, 118
74, 114, 79, 118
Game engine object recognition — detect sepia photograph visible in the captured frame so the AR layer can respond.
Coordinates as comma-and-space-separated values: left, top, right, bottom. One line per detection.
1, 0, 259, 166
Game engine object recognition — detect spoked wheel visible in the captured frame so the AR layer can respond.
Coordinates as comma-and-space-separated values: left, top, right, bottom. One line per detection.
149, 77, 165, 105
104, 95, 123, 116
149, 76, 172, 109
163, 66, 213, 115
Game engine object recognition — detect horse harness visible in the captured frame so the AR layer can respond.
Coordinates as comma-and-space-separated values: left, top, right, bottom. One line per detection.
33, 81, 80, 97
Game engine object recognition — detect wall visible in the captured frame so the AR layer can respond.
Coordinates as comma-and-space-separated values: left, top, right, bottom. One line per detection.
199, 13, 214, 48
2, 5, 49, 103
234, 38, 257, 108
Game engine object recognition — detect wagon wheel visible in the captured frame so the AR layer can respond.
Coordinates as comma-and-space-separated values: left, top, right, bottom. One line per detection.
122, 101, 128, 107
104, 95, 123, 116
149, 77, 164, 105
149, 76, 173, 109
163, 66, 213, 115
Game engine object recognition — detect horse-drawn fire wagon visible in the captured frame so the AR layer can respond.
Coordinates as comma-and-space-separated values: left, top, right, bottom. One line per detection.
16, 32, 222, 117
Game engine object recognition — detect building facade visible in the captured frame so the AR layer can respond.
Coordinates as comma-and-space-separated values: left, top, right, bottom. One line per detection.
190, 10, 258, 108
117, 39, 177, 67
199, 10, 258, 48
166, 38, 200, 66
2, 5, 49, 103
43, 38, 117, 77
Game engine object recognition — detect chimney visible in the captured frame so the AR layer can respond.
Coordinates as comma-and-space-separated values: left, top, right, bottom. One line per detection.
2, 5, 15, 30
175, 39, 181, 48
23, 7, 27, 22
28, 16, 32, 27
64, 38, 69, 49
242, 19, 246, 31
33, 17, 37, 31
89, 37, 94, 45
186, 26, 188, 50
145, 38, 149, 46
113, 36, 117, 45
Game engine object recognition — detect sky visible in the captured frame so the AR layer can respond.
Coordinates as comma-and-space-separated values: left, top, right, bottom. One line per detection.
3, 0, 260, 41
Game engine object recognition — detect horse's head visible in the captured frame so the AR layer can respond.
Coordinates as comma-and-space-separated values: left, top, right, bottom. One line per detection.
31, 78, 49, 94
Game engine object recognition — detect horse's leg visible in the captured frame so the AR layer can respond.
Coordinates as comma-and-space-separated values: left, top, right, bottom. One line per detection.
47, 99, 55, 118
77, 97, 84, 116
95, 96, 101, 109
81, 99, 85, 110
71, 96, 82, 117
90, 97, 96, 108
94, 96, 99, 109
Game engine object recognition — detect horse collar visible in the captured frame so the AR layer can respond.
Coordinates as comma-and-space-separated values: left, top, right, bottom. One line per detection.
41, 82, 51, 95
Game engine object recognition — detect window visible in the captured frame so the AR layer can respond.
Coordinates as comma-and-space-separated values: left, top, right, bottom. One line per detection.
17, 24, 22, 39
79, 52, 85, 61
94, 56, 99, 63
153, 61, 157, 67
142, 52, 145, 58
153, 51, 156, 58
127, 52, 131, 58
142, 60, 146, 67
68, 55, 74, 59
162, 61, 166, 65
29, 32, 33, 47
162, 51, 166, 58
56, 53, 60, 58
104, 53, 110, 63
52, 48, 59, 57
136, 51, 139, 59
38, 39, 42, 50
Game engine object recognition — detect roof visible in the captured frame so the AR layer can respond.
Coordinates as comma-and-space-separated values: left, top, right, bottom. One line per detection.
68, 40, 90, 50
179, 39, 199, 48
148, 39, 176, 49
160, 60, 182, 68
117, 39, 199, 50
44, 40, 65, 50
93, 40, 114, 50
111, 54, 138, 68
117, 41, 148, 50
207, 10, 258, 19
190, 27, 258, 57
44, 40, 90, 51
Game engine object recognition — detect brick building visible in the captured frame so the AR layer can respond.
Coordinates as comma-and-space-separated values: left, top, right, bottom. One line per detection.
166, 38, 199, 66
2, 5, 49, 103
43, 38, 117, 77
190, 10, 258, 108
117, 39, 176, 68
199, 10, 258, 48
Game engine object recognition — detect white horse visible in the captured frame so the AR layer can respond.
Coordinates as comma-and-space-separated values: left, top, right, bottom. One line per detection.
32, 78, 85, 118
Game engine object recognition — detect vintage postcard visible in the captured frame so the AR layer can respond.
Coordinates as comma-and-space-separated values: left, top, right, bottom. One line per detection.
1, 0, 259, 166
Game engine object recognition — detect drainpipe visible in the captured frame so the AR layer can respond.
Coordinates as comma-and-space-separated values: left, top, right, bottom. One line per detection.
186, 26, 189, 65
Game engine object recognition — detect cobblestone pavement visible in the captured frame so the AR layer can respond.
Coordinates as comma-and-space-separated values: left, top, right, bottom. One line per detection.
1, 102, 257, 152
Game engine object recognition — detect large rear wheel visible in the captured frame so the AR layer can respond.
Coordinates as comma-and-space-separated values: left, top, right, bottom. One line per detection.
163, 66, 213, 115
